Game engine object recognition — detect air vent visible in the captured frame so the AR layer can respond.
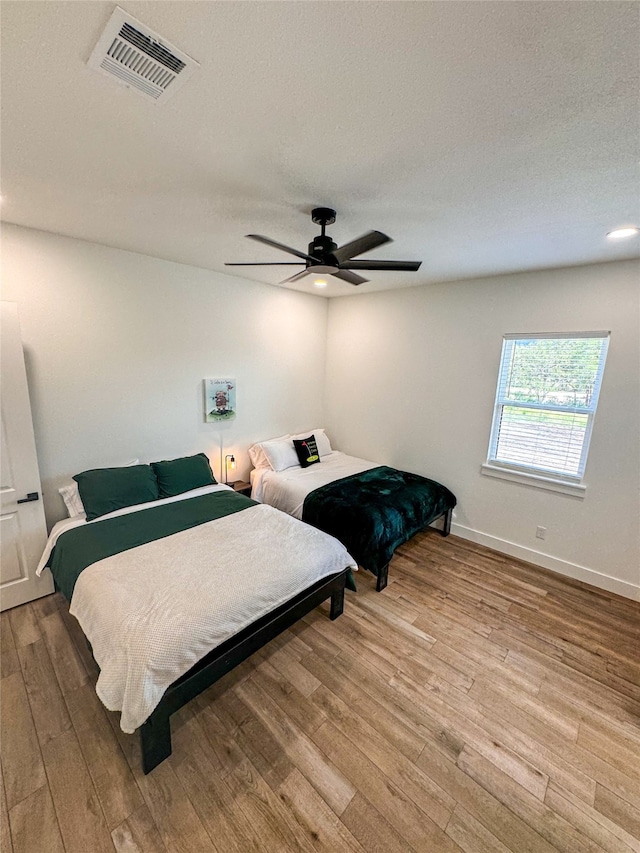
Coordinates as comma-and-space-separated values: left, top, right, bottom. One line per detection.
88, 7, 199, 103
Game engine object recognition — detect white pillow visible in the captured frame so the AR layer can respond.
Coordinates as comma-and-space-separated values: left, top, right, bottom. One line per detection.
292, 429, 332, 458
58, 458, 140, 517
58, 482, 86, 517
248, 435, 290, 469
248, 430, 332, 471
261, 438, 300, 472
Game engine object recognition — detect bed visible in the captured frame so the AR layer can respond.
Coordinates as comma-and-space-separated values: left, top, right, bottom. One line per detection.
38, 474, 355, 773
250, 432, 456, 592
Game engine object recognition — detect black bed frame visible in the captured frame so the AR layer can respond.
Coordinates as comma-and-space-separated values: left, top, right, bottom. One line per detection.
138, 567, 348, 774
374, 506, 452, 592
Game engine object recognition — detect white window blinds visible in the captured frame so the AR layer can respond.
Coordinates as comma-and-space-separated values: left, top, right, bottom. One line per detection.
487, 332, 609, 480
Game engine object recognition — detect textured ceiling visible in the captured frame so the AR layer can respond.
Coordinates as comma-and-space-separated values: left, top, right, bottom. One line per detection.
1, 1, 639, 297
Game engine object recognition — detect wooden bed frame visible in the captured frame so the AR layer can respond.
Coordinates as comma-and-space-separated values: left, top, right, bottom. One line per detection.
138, 567, 349, 774
374, 506, 452, 592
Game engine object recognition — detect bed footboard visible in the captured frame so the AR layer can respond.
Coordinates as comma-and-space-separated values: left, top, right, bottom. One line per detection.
139, 567, 349, 774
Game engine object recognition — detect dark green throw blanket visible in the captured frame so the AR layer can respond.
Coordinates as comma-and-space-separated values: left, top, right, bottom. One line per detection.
46, 491, 256, 602
302, 466, 456, 579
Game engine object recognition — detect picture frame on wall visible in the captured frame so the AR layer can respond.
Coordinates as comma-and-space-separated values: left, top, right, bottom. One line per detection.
204, 378, 236, 422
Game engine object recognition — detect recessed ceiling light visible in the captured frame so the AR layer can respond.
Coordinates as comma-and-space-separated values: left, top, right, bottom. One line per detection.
606, 226, 640, 240
314, 279, 328, 288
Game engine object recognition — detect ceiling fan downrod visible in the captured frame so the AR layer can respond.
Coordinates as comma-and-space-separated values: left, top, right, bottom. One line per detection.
309, 208, 338, 261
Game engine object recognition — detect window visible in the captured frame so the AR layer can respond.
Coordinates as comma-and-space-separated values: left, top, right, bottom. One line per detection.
484, 332, 609, 492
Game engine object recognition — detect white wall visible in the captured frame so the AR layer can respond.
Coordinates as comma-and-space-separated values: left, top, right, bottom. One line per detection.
3, 224, 638, 599
1, 224, 328, 527
325, 260, 640, 599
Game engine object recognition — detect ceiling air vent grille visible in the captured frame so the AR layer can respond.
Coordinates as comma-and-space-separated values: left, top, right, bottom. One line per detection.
88, 7, 199, 103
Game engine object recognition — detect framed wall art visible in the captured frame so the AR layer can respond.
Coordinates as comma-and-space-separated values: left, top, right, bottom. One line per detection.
204, 378, 236, 422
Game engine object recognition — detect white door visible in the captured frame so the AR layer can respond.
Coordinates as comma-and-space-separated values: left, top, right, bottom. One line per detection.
1, 302, 53, 610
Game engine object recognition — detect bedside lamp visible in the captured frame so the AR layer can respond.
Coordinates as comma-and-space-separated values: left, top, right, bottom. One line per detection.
224, 454, 236, 485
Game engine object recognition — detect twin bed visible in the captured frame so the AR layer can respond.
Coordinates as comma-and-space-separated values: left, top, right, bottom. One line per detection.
250, 432, 456, 591
39, 437, 455, 772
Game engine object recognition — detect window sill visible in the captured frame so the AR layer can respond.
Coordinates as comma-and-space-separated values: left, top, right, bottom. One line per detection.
480, 464, 587, 498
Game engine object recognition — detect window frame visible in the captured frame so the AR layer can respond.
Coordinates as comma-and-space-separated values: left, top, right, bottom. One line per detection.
483, 331, 610, 495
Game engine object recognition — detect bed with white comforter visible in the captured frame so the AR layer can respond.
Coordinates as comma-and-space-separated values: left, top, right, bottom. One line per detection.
38, 484, 356, 733
249, 433, 457, 592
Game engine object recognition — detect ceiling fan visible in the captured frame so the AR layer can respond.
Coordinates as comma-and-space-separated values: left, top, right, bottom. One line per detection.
225, 207, 422, 285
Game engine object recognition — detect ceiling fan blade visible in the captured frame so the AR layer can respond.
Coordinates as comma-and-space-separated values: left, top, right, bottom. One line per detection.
280, 269, 314, 284
225, 262, 305, 266
247, 234, 316, 262
332, 269, 368, 286
341, 260, 422, 271
333, 230, 392, 264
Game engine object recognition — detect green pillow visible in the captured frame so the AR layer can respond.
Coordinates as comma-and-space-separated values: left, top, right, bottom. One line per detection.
74, 464, 159, 521
151, 453, 216, 498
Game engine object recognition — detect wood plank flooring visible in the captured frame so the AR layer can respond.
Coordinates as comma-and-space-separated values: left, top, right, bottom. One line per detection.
1, 532, 639, 852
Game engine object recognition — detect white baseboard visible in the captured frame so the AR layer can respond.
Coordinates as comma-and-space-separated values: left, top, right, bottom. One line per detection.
450, 523, 640, 602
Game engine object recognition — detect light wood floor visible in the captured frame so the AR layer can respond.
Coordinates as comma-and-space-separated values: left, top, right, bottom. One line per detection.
1, 532, 640, 853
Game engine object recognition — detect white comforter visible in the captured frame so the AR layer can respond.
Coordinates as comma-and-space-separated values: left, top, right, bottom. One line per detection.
250, 451, 379, 518
66, 503, 356, 732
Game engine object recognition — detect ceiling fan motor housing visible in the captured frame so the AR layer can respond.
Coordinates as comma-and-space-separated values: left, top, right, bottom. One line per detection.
308, 235, 338, 264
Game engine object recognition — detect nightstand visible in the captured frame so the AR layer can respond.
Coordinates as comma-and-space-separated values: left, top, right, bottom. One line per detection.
229, 480, 252, 497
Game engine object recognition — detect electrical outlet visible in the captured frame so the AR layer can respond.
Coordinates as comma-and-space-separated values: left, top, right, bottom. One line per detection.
536, 526, 547, 540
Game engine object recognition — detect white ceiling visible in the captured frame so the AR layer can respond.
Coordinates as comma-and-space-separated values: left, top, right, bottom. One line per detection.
1, 1, 639, 297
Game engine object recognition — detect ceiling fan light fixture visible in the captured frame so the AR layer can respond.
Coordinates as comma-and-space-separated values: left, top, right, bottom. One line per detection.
606, 226, 639, 240
313, 279, 328, 288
